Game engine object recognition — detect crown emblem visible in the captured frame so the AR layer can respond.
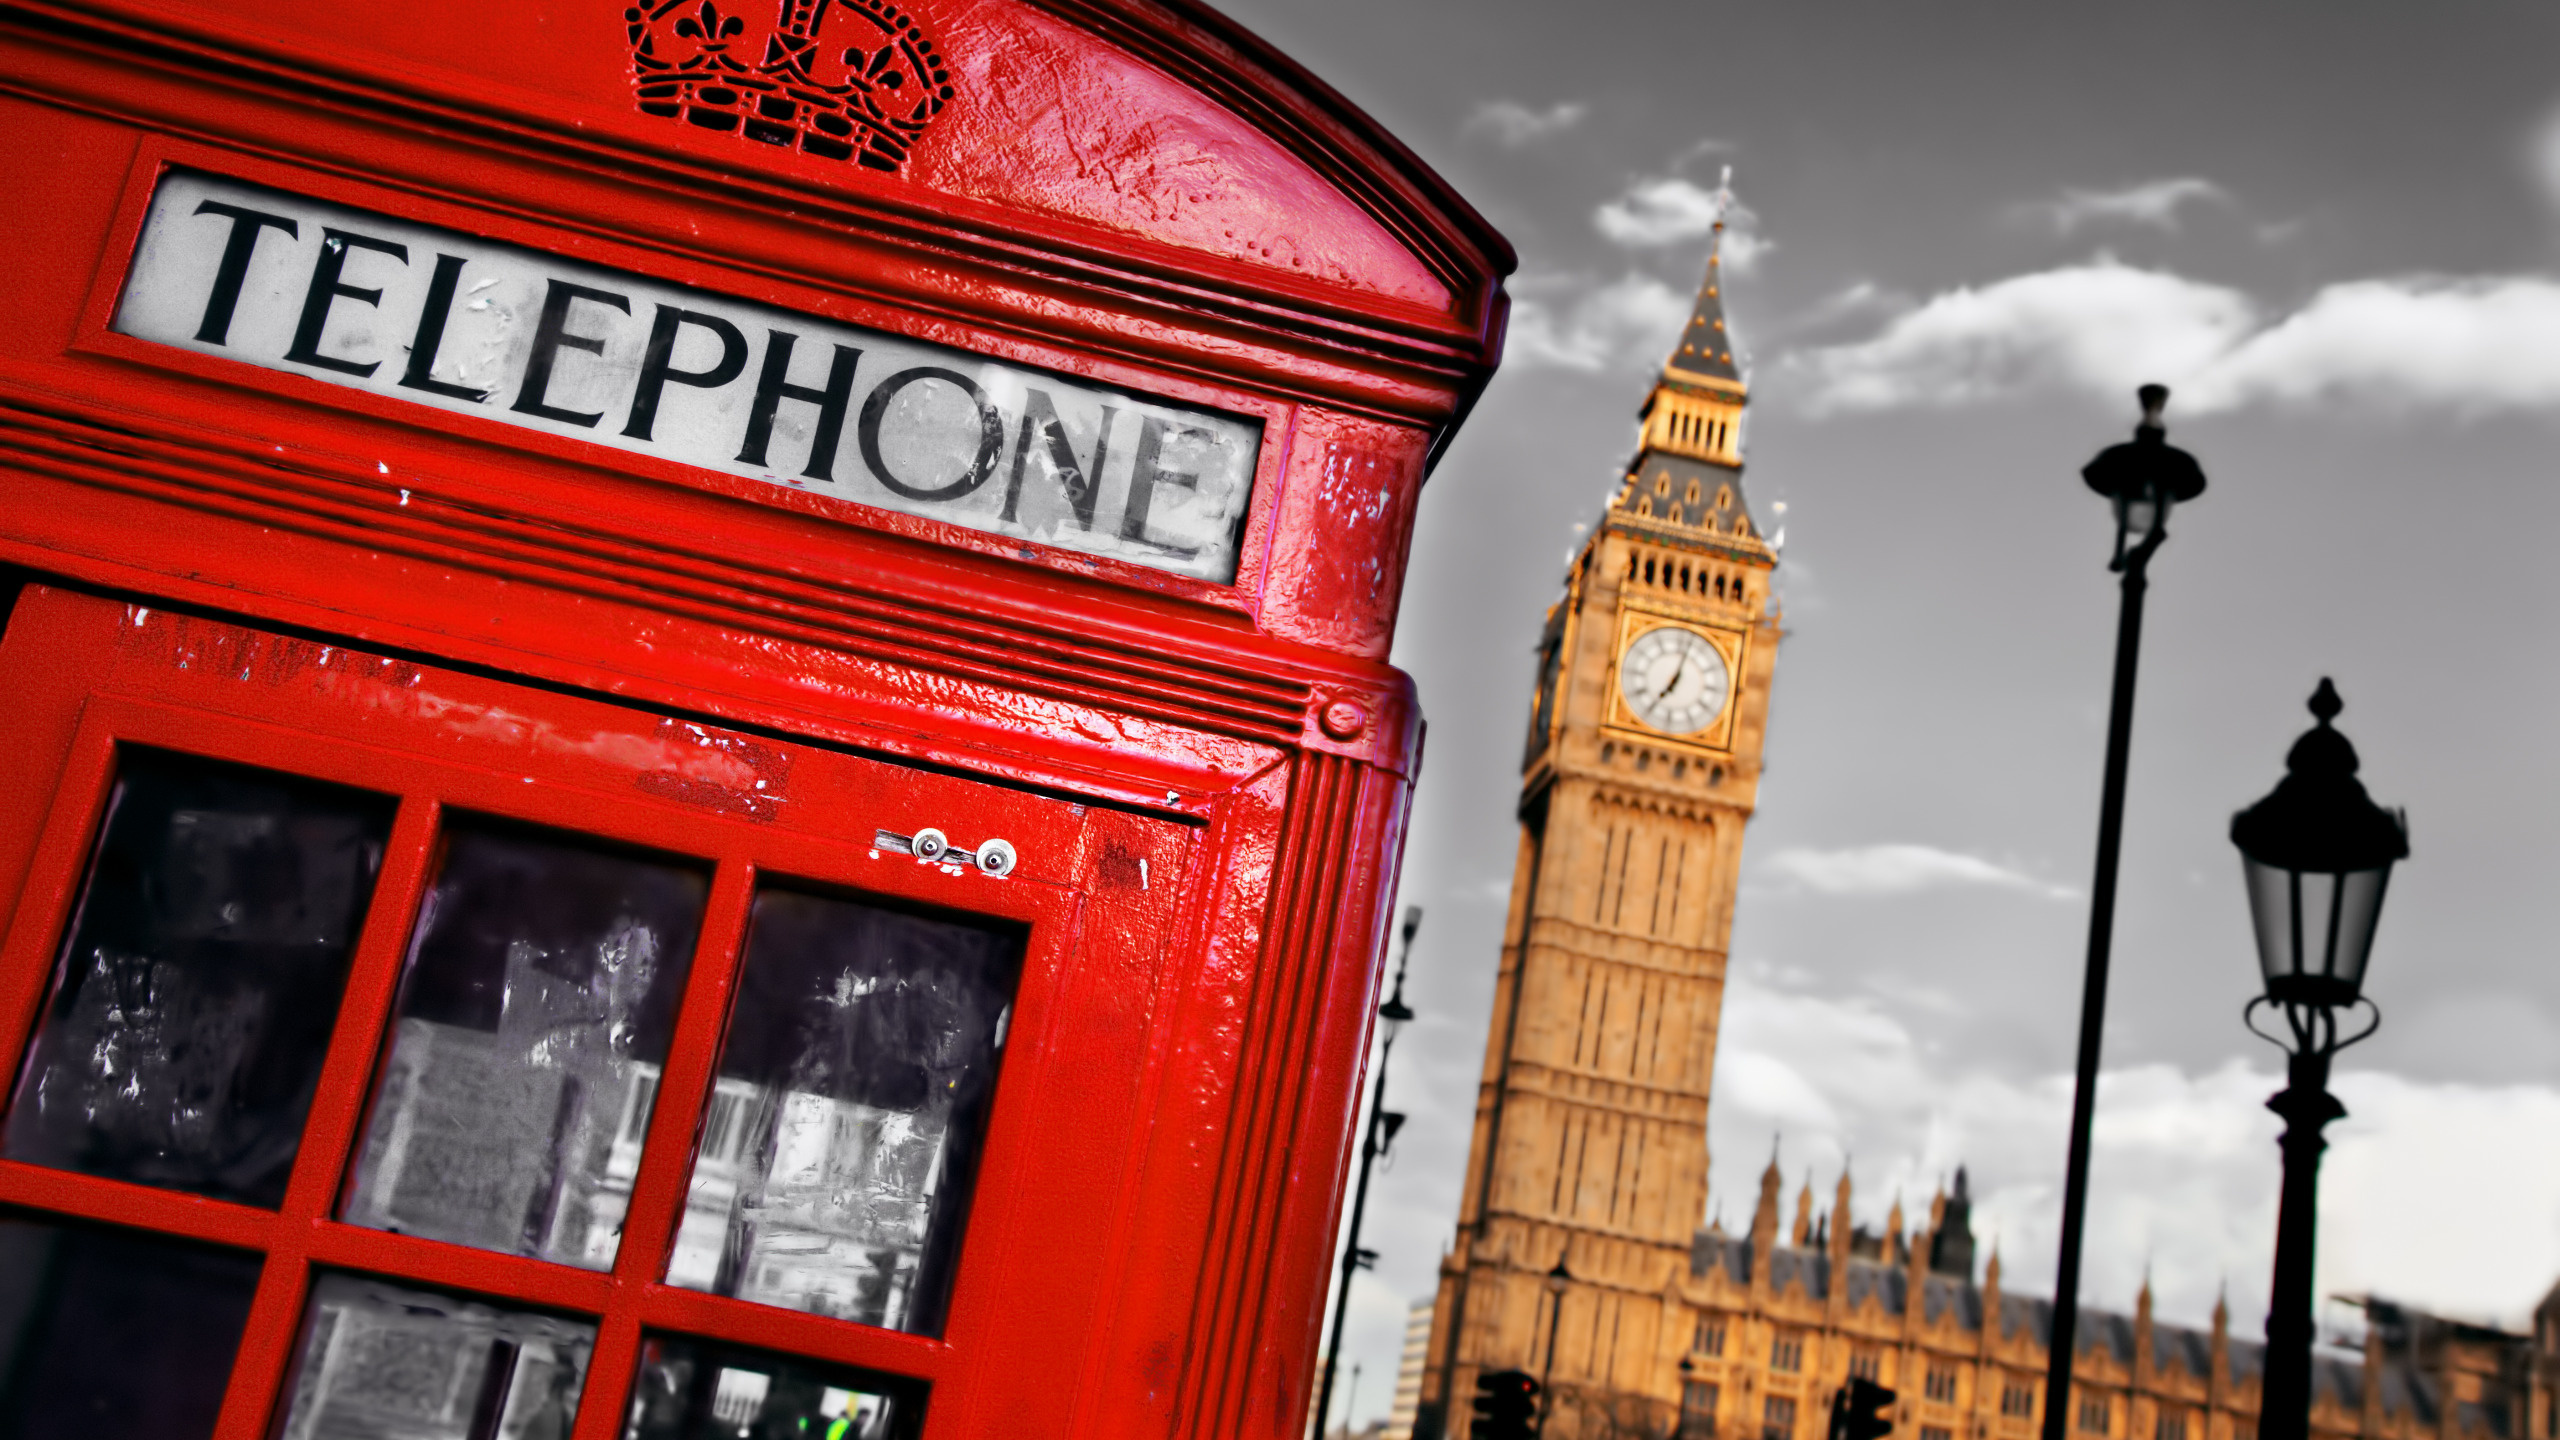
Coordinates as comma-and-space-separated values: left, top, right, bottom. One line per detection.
628, 0, 956, 173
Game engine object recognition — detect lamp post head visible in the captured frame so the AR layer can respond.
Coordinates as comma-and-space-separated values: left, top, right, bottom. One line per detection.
1378, 986, 1416, 1040
1377, 904, 1421, 1040
1546, 1257, 1572, 1295
2083, 384, 2208, 571
2231, 679, 2408, 1009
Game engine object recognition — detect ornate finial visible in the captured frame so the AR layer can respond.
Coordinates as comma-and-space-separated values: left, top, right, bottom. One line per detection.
2309, 677, 2343, 726
2137, 383, 2170, 432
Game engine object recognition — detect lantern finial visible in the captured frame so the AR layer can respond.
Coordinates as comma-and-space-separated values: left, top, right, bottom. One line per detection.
2308, 677, 2341, 725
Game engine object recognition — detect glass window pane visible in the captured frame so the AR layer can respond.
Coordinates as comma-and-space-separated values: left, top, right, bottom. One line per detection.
6, 748, 395, 1207
667, 888, 1020, 1336
0, 1215, 263, 1439
274, 1274, 594, 1440
624, 1334, 920, 1440
343, 821, 707, 1269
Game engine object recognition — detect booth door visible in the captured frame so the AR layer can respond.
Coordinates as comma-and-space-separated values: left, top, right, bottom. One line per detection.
0, 585, 1191, 1440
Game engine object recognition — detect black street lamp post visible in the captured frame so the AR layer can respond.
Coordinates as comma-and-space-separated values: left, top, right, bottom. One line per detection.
1313, 905, 1422, 1440
2233, 680, 2406, 1440
2041, 385, 2209, 1440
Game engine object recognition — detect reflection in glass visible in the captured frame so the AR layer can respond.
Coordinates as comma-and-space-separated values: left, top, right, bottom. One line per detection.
5, 748, 395, 1206
668, 889, 1019, 1336
624, 1335, 919, 1440
0, 1216, 263, 1439
275, 1274, 594, 1440
343, 822, 707, 1269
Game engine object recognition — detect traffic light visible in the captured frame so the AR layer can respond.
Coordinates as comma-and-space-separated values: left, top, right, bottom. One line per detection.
1470, 1368, 1540, 1440
1830, 1377, 1896, 1440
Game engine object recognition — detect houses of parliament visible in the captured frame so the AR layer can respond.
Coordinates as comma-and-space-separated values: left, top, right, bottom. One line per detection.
1402, 232, 2560, 1440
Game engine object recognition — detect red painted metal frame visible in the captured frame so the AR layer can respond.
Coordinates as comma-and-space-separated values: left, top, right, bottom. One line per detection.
0, 0, 1510, 1433
0, 589, 1203, 1435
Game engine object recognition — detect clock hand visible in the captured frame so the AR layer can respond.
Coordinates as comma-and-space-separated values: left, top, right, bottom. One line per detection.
1654, 652, 1688, 705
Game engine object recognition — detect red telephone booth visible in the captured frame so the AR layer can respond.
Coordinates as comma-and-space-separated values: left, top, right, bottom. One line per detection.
0, 3, 1508, 1436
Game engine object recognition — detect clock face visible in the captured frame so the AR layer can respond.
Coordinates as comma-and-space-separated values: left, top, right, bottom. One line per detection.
1617, 625, 1732, 736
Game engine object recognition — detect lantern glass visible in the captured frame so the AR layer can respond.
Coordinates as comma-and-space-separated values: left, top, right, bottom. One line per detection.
2117, 489, 2168, 551
2241, 853, 2392, 1006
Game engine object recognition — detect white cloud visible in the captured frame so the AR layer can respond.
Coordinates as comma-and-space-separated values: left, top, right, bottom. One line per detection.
2015, 177, 2230, 234
1780, 258, 2560, 417
2198, 274, 2560, 414
1463, 100, 1589, 147
1597, 177, 1723, 245
1505, 271, 1692, 372
1594, 177, 1773, 272
1781, 260, 2254, 413
1756, 842, 2079, 900
1707, 974, 2560, 1338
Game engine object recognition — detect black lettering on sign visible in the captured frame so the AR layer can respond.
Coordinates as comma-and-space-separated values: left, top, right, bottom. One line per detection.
736, 330, 860, 481
511, 280, 633, 428
623, 306, 749, 441
1001, 390, 1114, 529
284, 229, 411, 378
119, 173, 1264, 584
860, 367, 1005, 503
1122, 417, 1213, 559
400, 254, 491, 403
188, 201, 299, 346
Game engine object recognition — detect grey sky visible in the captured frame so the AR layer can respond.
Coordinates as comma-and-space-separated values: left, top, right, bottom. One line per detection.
1204, 2, 2560, 1429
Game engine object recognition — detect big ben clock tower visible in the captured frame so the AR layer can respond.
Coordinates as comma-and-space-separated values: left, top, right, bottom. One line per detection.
1417, 222, 1779, 1440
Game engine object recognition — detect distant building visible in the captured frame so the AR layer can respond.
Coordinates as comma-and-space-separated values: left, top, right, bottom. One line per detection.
1646, 1155, 2557, 1440
1388, 1299, 1432, 1440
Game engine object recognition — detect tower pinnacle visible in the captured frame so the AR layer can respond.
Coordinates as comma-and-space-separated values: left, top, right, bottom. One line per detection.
1665, 167, 1743, 387
1612, 169, 1766, 550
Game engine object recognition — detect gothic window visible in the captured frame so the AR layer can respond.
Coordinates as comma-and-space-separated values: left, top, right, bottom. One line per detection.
1695, 1318, 1728, 1356
1763, 1395, 1797, 1440
1684, 1381, 1721, 1439
1715, 484, 1735, 511
1686, 478, 1703, 505
1680, 564, 1693, 591
1850, 1348, 1882, 1382
1770, 1332, 1803, 1373
2155, 1414, 2188, 1440
2001, 1381, 2038, 1418
2078, 1395, 2112, 1434
1657, 473, 1673, 496
1926, 1366, 1958, 1402
1924, 1428, 1954, 1440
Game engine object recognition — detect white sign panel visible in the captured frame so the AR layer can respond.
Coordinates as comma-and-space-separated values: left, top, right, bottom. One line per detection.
113, 171, 1260, 583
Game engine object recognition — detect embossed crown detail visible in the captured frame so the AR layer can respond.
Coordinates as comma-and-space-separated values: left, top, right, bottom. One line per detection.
627, 0, 956, 173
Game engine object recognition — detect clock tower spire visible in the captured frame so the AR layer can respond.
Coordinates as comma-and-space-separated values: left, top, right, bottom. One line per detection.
1417, 192, 1781, 1440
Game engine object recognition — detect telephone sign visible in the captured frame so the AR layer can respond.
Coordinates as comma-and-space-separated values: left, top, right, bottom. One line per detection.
0, 2, 1510, 1437
118, 170, 1262, 582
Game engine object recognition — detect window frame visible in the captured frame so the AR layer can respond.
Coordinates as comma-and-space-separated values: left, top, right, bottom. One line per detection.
0, 596, 1185, 1440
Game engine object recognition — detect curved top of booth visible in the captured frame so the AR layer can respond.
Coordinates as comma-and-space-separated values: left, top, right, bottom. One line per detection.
38, 0, 1512, 401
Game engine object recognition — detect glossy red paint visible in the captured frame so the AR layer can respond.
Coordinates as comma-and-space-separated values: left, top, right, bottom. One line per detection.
0, 2, 1508, 1436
